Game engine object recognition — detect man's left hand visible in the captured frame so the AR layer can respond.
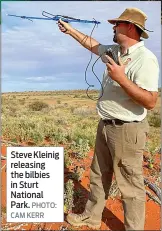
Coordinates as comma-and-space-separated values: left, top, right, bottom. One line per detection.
106, 56, 130, 83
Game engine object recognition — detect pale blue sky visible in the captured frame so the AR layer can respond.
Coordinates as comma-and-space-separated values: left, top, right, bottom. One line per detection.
1, 1, 161, 92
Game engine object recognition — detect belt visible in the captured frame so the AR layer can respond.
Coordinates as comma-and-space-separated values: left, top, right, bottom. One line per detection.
103, 119, 139, 125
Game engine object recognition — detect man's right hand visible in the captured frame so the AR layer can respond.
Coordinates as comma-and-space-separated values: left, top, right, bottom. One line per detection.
58, 19, 73, 34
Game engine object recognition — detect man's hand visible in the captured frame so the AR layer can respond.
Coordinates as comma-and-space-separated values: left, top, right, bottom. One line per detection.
58, 19, 74, 34
106, 56, 131, 83
105, 56, 158, 110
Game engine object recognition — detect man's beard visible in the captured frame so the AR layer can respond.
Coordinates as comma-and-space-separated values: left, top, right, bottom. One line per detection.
113, 33, 117, 43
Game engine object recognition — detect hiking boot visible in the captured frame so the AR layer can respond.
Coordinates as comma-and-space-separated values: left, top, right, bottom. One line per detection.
66, 212, 101, 229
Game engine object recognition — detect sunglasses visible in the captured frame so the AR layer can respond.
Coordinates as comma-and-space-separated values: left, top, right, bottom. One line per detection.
115, 21, 130, 27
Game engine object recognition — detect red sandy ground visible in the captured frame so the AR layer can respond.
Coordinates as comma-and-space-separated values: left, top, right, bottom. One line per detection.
1, 144, 160, 230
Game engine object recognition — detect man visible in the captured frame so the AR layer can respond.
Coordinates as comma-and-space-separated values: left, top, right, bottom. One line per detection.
58, 8, 159, 230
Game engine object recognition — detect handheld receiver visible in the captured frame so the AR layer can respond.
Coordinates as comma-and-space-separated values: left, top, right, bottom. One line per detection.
105, 48, 119, 65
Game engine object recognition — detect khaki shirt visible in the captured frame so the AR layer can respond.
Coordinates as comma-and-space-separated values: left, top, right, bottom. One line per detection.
97, 41, 159, 121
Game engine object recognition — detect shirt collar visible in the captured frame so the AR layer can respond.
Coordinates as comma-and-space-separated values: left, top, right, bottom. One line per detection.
127, 40, 144, 55
119, 40, 144, 56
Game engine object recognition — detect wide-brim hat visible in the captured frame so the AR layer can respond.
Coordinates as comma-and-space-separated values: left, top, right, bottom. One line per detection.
108, 8, 152, 39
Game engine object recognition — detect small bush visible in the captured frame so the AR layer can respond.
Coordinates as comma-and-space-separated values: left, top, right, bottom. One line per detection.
148, 112, 161, 127
19, 98, 25, 105
9, 106, 17, 116
1, 206, 6, 214
29, 101, 49, 111
57, 99, 61, 104
64, 179, 74, 213
70, 138, 90, 159
64, 150, 73, 168
73, 107, 96, 116
71, 166, 85, 181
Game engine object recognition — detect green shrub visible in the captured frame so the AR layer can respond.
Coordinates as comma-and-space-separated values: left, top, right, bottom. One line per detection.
19, 98, 25, 105
64, 150, 73, 168
73, 107, 96, 116
148, 112, 161, 127
57, 99, 61, 104
64, 179, 74, 213
71, 166, 85, 181
70, 138, 90, 159
29, 101, 49, 111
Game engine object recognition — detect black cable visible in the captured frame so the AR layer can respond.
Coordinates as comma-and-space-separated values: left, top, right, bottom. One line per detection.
84, 19, 104, 101
54, 13, 105, 100
91, 54, 104, 100
84, 23, 96, 91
